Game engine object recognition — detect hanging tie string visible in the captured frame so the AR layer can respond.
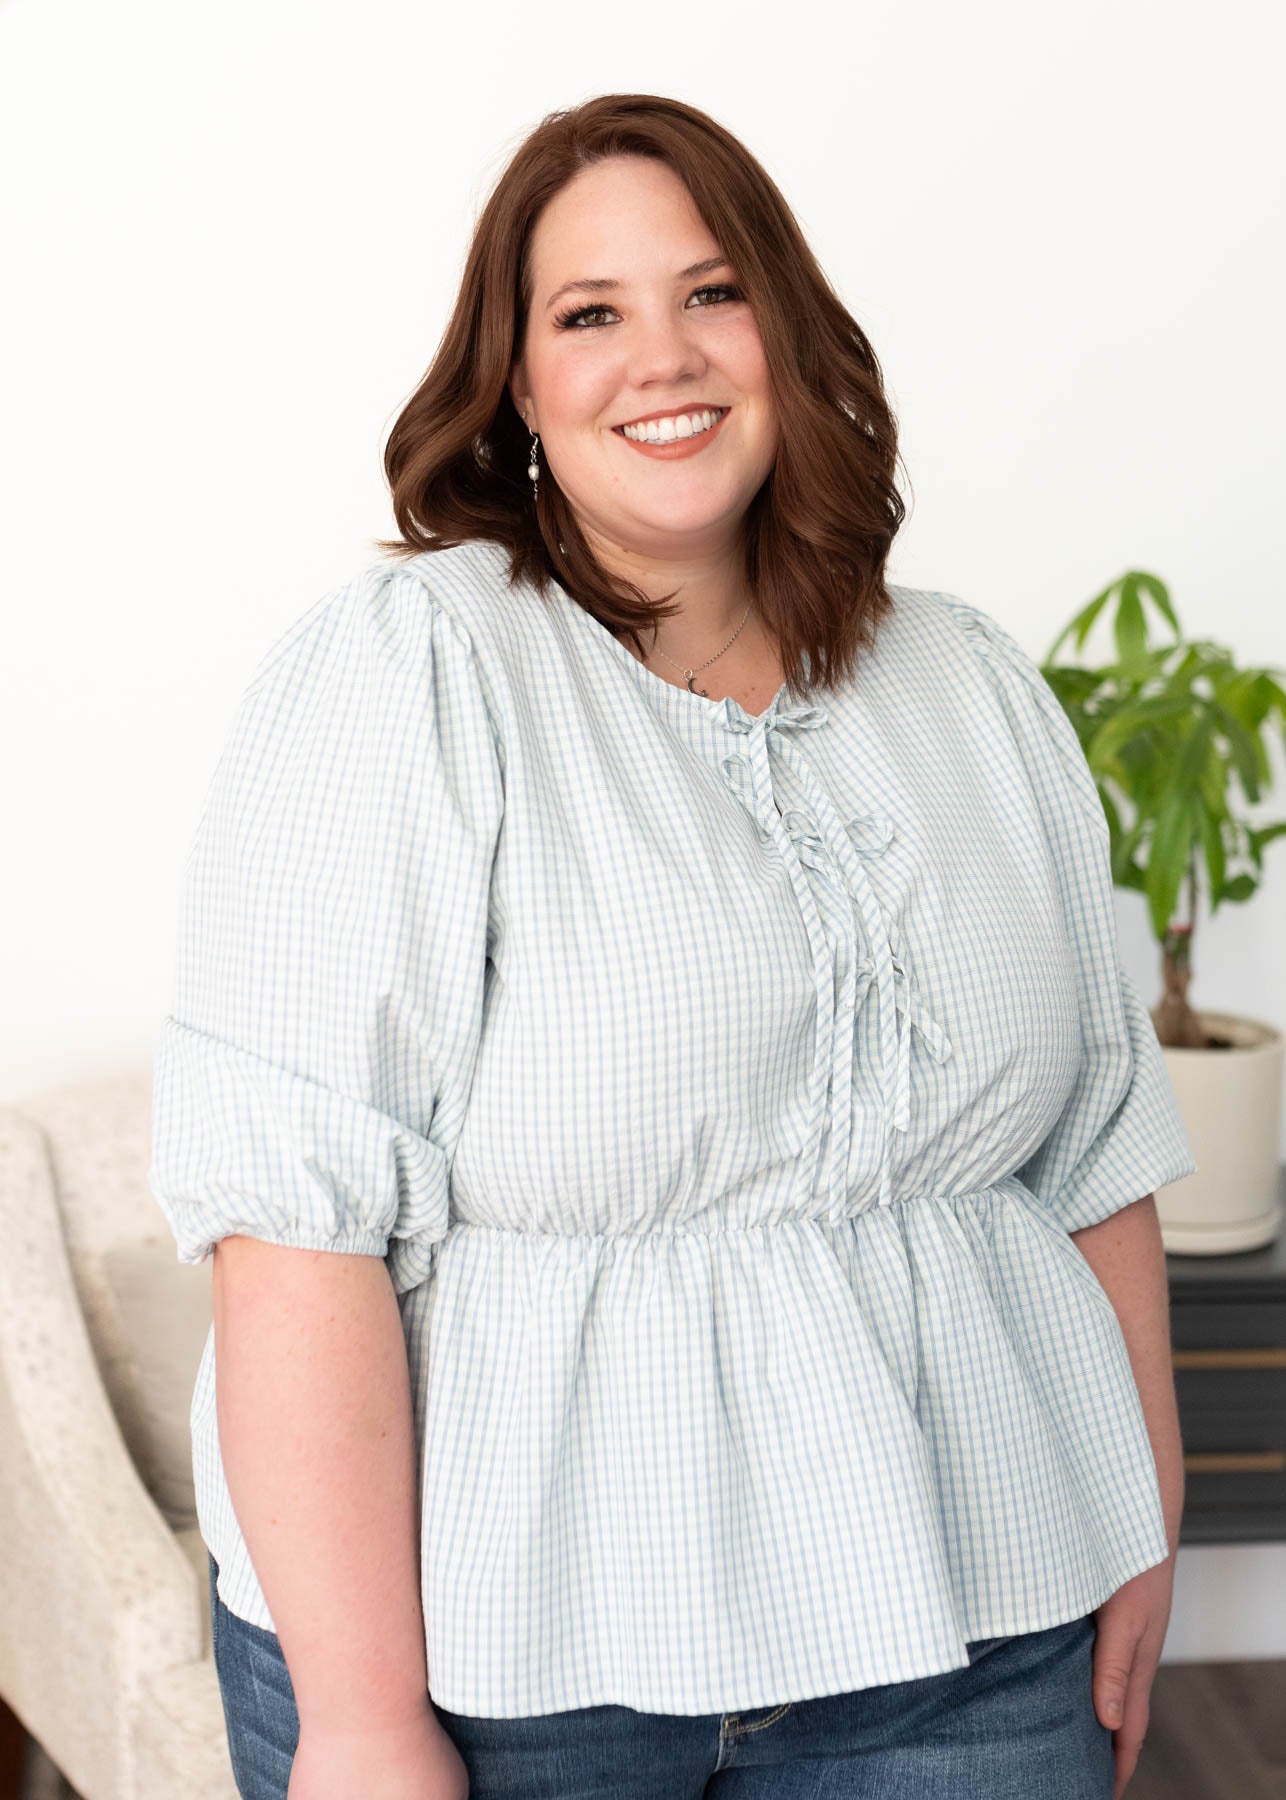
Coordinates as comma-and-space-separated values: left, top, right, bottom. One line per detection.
764, 707, 953, 1212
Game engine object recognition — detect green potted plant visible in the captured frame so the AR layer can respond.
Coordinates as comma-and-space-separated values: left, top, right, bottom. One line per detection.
1042, 571, 1286, 1254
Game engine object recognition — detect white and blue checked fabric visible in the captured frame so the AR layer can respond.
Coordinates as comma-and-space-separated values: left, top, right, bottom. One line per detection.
148, 537, 1197, 1718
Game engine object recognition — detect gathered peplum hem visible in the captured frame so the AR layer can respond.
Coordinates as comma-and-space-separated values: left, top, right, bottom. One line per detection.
195, 1174, 1170, 1718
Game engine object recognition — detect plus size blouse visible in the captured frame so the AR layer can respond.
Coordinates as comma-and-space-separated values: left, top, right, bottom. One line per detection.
148, 537, 1197, 1719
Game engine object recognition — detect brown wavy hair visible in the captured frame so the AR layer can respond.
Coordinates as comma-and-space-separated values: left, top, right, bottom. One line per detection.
375, 93, 908, 694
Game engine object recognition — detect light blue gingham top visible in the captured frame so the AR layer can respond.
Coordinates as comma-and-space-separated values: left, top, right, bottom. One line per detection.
148, 537, 1198, 1718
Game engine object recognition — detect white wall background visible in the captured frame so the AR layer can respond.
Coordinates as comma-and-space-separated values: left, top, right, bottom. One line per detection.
2, 0, 1283, 1659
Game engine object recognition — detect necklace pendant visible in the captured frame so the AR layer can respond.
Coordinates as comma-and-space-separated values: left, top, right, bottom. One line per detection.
684, 669, 708, 696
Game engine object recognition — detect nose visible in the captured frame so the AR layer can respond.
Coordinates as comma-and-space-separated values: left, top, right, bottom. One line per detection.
626, 304, 708, 390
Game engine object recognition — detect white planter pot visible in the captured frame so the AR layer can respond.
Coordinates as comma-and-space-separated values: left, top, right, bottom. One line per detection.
1157, 1010, 1285, 1254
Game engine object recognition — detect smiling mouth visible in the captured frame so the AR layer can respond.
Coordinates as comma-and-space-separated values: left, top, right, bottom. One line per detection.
612, 406, 731, 457
613, 406, 730, 444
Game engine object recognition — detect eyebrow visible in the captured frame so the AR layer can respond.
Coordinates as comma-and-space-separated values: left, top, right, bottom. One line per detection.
544, 257, 732, 313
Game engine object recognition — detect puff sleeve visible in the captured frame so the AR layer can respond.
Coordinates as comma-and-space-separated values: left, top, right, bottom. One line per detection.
937, 592, 1198, 1233
147, 563, 505, 1295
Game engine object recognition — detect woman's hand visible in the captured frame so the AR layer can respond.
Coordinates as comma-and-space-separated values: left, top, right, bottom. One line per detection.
287, 1705, 470, 1799
1092, 1555, 1175, 1799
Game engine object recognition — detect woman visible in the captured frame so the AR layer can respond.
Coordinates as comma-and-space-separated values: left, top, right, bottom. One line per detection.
150, 94, 1195, 1800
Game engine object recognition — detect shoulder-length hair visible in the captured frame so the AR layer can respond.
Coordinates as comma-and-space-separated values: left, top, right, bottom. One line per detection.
375, 93, 907, 694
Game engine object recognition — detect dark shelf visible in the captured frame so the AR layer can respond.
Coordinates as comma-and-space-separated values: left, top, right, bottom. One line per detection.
1164, 1166, 1286, 1546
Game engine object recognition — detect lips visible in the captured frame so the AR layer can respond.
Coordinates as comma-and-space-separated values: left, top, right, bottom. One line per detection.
611, 407, 731, 457
614, 405, 729, 430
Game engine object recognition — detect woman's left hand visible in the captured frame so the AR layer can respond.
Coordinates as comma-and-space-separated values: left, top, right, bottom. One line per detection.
1092, 1555, 1175, 1799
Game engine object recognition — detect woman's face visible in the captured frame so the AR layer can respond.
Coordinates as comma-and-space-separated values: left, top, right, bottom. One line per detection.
509, 155, 779, 565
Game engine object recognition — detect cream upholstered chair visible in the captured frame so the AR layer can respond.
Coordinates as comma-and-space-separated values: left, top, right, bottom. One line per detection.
0, 1068, 236, 1798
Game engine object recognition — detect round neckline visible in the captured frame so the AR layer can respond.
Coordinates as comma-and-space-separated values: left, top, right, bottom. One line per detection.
553, 577, 790, 726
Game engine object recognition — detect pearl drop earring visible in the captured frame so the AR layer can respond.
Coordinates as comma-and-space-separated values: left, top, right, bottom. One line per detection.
527, 428, 540, 502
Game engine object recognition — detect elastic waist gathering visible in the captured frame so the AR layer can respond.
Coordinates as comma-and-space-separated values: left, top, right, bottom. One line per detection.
445, 1179, 1028, 1241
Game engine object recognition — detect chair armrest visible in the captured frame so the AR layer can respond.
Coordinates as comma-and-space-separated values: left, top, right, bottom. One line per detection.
0, 1106, 204, 1796
133, 1659, 238, 1798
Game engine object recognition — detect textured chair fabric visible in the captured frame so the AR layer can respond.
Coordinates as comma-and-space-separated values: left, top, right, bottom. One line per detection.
0, 1070, 234, 1798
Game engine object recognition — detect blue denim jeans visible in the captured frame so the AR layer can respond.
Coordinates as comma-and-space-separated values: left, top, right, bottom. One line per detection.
208, 1552, 1114, 1798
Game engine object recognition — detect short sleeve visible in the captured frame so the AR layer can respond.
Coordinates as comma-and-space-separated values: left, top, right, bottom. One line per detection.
147, 563, 505, 1295
937, 592, 1198, 1233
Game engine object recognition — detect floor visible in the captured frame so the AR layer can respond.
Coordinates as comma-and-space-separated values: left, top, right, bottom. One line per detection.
1126, 1659, 1286, 1800
4, 1663, 1285, 1796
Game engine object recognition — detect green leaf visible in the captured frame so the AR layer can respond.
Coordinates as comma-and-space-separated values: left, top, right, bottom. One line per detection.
1249, 820, 1286, 854
1147, 787, 1195, 936
1045, 582, 1115, 664
1215, 874, 1256, 903
1198, 808, 1226, 912
1213, 700, 1266, 800
1132, 570, 1180, 636
1114, 579, 1150, 671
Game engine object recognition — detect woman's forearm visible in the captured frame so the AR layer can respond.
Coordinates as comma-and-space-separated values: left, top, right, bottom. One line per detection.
1069, 1194, 1185, 1554
211, 1237, 431, 1732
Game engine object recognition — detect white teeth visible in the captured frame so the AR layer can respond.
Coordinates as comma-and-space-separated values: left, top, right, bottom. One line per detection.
621, 408, 724, 443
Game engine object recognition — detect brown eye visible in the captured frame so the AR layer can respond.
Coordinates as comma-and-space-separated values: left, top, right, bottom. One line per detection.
689, 284, 743, 307
553, 284, 743, 331
553, 304, 614, 330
